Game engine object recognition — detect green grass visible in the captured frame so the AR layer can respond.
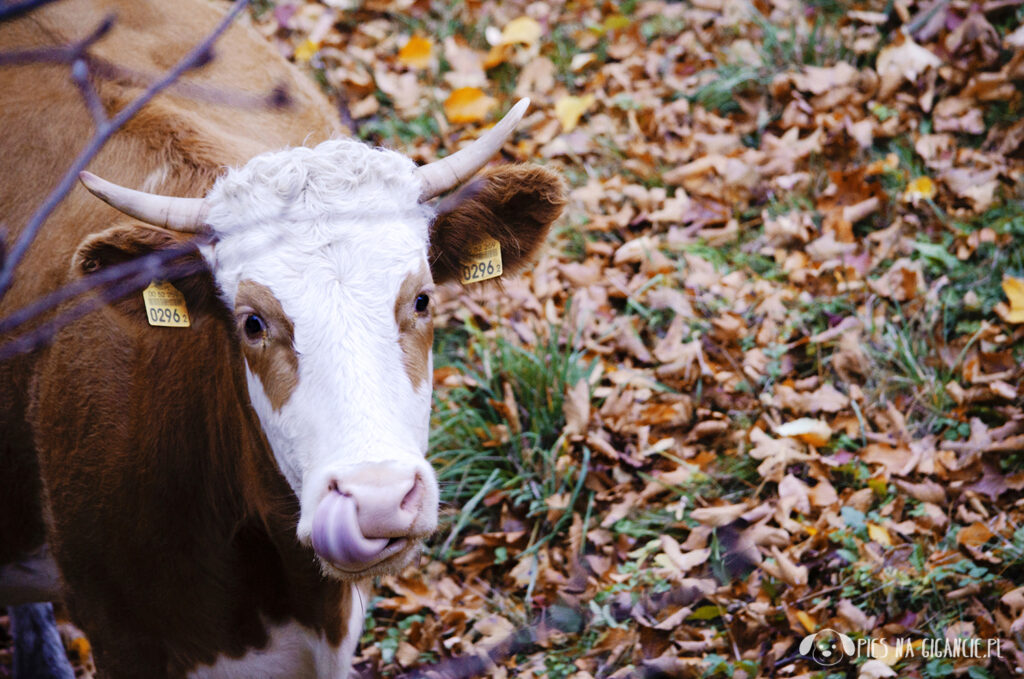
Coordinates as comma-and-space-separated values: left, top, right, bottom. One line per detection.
428, 320, 593, 558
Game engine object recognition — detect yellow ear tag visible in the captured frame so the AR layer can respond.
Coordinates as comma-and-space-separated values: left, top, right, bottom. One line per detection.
460, 237, 503, 284
142, 281, 191, 328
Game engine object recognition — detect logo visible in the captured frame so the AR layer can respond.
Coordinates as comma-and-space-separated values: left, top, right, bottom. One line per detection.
799, 629, 856, 666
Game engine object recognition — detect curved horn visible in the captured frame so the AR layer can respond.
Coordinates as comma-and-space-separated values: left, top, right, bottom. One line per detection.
79, 171, 209, 233
416, 98, 530, 201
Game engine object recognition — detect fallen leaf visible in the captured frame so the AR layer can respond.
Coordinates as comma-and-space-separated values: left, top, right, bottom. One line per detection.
689, 503, 747, 527
957, 522, 995, 548
443, 87, 496, 124
859, 659, 898, 678
500, 16, 542, 46
554, 94, 595, 133
398, 35, 433, 69
903, 176, 936, 202
293, 39, 320, 62
999, 276, 1024, 323
563, 379, 590, 437
867, 522, 892, 546
774, 418, 832, 447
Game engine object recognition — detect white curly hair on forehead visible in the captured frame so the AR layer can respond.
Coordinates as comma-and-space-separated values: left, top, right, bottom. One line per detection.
205, 139, 432, 235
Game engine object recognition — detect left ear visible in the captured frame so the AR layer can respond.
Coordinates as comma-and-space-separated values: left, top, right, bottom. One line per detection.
428, 164, 566, 284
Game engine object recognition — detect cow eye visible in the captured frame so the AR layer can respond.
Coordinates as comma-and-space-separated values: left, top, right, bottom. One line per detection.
243, 314, 267, 341
414, 293, 430, 314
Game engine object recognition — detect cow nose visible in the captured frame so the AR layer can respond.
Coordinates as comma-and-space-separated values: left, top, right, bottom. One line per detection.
310, 461, 434, 571
330, 464, 425, 538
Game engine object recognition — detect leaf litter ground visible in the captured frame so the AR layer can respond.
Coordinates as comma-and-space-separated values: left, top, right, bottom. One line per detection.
4, 0, 1024, 677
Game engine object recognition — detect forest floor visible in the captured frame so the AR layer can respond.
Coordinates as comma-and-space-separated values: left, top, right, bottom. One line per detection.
4, 0, 1024, 677
255, 0, 1024, 677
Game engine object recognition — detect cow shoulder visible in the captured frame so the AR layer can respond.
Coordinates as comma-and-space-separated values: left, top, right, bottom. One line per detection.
427, 164, 566, 284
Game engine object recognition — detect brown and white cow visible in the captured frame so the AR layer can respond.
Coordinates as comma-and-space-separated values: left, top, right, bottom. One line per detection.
0, 1, 565, 676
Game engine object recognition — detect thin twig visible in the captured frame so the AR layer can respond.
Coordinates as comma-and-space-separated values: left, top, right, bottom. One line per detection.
0, 0, 250, 300
0, 246, 205, 360
0, 12, 114, 66
0, 0, 64, 23
87, 57, 294, 111
71, 58, 107, 126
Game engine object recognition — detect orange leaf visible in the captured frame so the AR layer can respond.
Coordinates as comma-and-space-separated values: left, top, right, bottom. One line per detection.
398, 35, 433, 69
444, 87, 496, 124
957, 522, 995, 548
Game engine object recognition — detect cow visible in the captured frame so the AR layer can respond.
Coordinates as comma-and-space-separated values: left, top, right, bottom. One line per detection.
0, 1, 566, 676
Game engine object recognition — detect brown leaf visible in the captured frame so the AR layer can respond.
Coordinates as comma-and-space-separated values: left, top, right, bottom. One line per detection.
563, 379, 590, 438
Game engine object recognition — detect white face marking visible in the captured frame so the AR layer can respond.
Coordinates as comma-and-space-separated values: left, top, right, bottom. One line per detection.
199, 139, 439, 553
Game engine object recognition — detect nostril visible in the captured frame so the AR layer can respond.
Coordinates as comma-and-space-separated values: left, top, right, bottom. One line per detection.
400, 474, 424, 514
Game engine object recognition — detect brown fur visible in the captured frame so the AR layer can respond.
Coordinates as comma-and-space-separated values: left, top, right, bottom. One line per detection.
0, 0, 345, 675
32, 234, 348, 676
235, 280, 300, 412
394, 264, 434, 391
428, 165, 567, 285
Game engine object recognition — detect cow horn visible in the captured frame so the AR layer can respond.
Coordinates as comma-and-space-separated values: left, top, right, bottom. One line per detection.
416, 98, 530, 201
79, 171, 209, 233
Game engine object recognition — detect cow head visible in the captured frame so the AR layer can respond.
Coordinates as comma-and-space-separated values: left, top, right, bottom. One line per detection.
78, 100, 566, 579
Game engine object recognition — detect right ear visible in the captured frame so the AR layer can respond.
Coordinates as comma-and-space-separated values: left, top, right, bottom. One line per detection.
70, 224, 214, 315
72, 224, 194, 276
798, 634, 815, 655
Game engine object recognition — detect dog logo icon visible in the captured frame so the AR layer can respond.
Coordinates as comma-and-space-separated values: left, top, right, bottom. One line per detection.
799, 628, 855, 666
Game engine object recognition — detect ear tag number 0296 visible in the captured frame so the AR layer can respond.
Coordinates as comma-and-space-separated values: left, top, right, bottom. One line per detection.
460, 237, 502, 284
143, 281, 191, 328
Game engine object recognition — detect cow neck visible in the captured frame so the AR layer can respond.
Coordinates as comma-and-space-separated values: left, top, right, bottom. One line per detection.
187, 278, 351, 656
34, 264, 348, 676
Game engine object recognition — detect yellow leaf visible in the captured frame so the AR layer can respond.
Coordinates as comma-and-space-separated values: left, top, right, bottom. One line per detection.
554, 94, 595, 132
795, 610, 817, 634
870, 639, 905, 666
903, 176, 936, 202
603, 14, 631, 31
1002, 276, 1024, 323
867, 522, 892, 546
293, 39, 320, 62
398, 35, 433, 69
443, 87, 496, 124
774, 418, 832, 447
500, 16, 542, 46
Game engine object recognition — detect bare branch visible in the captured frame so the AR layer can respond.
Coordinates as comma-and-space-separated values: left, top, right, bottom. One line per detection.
71, 58, 107, 126
87, 57, 295, 111
0, 242, 205, 361
0, 12, 112, 66
0, 0, 64, 23
0, 0, 250, 300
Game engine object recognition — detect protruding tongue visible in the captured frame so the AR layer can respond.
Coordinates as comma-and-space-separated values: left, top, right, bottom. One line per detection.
311, 491, 389, 570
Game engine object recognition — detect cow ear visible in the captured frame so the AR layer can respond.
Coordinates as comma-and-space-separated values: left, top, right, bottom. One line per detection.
70, 224, 218, 320
72, 223, 194, 276
428, 164, 566, 285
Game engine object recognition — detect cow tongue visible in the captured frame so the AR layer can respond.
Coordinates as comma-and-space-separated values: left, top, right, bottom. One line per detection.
311, 491, 389, 569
